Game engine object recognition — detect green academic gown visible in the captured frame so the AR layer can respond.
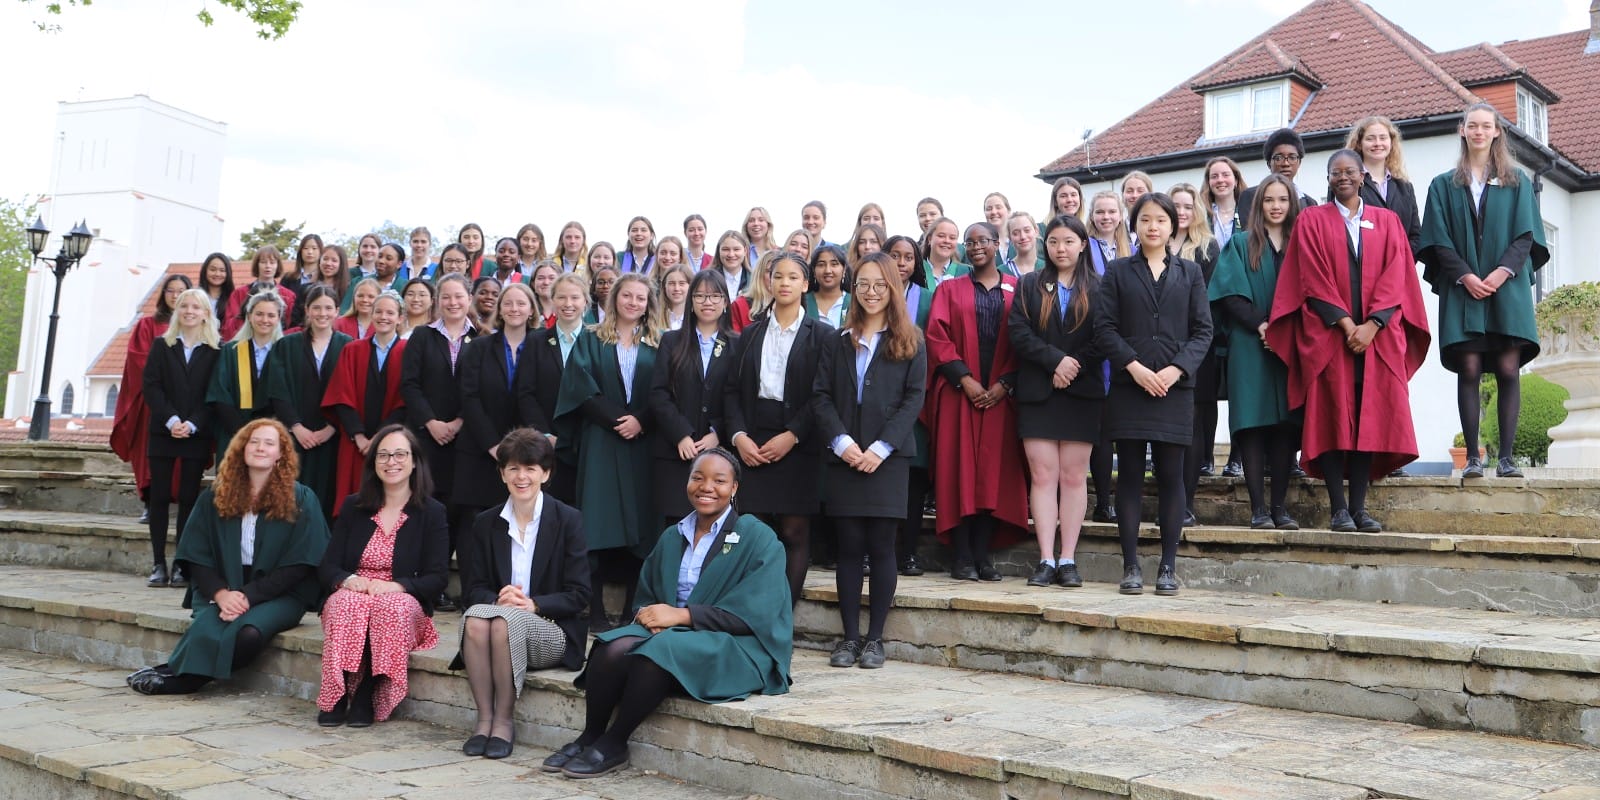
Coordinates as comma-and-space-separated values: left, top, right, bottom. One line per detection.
903, 282, 934, 471
802, 292, 851, 327
590, 512, 792, 703
1418, 170, 1549, 372
1208, 235, 1297, 432
167, 485, 329, 679
554, 330, 658, 557
205, 339, 273, 462
922, 259, 972, 291
263, 331, 352, 518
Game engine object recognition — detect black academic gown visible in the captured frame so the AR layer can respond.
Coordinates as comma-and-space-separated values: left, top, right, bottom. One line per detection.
455, 331, 549, 510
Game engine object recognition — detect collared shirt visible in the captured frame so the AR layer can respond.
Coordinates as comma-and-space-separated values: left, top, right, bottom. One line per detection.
721, 267, 744, 296
251, 340, 272, 374
556, 323, 582, 365
177, 333, 200, 363
503, 334, 526, 392
1211, 204, 1238, 247
427, 318, 470, 371
497, 493, 544, 595
829, 330, 896, 461
696, 328, 717, 376
1094, 238, 1118, 261
373, 334, 398, 372
665, 311, 684, 331
972, 274, 1007, 385
1340, 199, 1366, 252
241, 511, 259, 567
1056, 284, 1074, 322
618, 338, 640, 403
904, 283, 923, 319
620, 251, 653, 275
927, 259, 959, 284
1369, 169, 1392, 202
758, 312, 802, 401
814, 294, 848, 329
675, 506, 732, 606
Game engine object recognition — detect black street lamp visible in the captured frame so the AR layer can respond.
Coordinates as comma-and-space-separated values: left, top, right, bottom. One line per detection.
24, 217, 93, 441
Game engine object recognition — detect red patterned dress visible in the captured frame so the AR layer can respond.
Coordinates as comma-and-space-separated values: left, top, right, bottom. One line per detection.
317, 511, 439, 719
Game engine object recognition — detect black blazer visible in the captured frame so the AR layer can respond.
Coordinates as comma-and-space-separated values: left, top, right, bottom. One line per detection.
1092, 254, 1213, 388
401, 324, 472, 429
812, 328, 927, 460
453, 498, 591, 671
1007, 271, 1105, 402
144, 337, 220, 459
724, 314, 822, 444
318, 495, 450, 615
517, 324, 566, 439
456, 331, 547, 508
648, 328, 735, 460
1357, 175, 1422, 259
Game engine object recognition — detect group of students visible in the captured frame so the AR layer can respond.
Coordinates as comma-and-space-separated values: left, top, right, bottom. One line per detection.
110, 102, 1547, 693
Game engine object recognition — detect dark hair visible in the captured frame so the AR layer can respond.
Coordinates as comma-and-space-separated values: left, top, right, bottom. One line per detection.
1263, 128, 1306, 160
626, 216, 657, 257
1040, 215, 1098, 333
882, 234, 926, 289
249, 245, 283, 279
682, 213, 707, 232
436, 243, 468, 275
962, 222, 1001, 267
301, 284, 342, 318
458, 223, 485, 264
1128, 193, 1179, 257
155, 274, 194, 323
803, 200, 827, 219
1326, 147, 1362, 172
495, 427, 555, 471
1246, 174, 1302, 270
295, 234, 324, 274
493, 237, 519, 259
401, 277, 436, 306
378, 242, 406, 271
668, 270, 732, 379
357, 424, 433, 511
691, 447, 742, 485
807, 244, 851, 294
198, 252, 235, 306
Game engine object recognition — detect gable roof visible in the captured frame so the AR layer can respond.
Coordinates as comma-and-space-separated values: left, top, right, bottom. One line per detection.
1039, 0, 1597, 185
83, 260, 254, 382
1495, 30, 1600, 177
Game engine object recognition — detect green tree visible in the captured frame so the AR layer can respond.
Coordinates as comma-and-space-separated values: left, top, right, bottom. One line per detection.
23, 0, 302, 39
324, 221, 417, 258
239, 218, 304, 259
0, 197, 39, 410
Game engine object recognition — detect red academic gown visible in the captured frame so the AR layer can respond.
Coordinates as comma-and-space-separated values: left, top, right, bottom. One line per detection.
920, 275, 1029, 541
320, 337, 407, 510
219, 284, 298, 341
1265, 203, 1430, 479
110, 316, 165, 494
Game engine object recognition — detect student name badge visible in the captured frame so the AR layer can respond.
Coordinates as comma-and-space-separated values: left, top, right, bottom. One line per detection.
1001, 284, 1015, 292
722, 531, 740, 554
1359, 220, 1374, 230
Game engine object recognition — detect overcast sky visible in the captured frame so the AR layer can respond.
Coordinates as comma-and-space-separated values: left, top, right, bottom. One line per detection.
2, 0, 1589, 251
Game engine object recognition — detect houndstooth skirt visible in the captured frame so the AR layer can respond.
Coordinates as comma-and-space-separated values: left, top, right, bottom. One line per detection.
459, 604, 568, 697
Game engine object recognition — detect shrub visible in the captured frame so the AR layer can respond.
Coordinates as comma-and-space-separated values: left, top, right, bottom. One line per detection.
1482, 373, 1569, 464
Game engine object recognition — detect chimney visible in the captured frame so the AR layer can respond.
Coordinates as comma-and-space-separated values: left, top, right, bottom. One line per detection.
1590, 0, 1600, 54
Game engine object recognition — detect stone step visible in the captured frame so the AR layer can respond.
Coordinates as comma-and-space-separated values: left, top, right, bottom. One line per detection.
0, 649, 767, 800
7, 508, 1597, 616
2, 565, 1598, 800
0, 441, 127, 474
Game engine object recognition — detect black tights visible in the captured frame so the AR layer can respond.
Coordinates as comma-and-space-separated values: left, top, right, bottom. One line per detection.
1090, 438, 1115, 509
578, 636, 681, 756
164, 624, 267, 692
1457, 349, 1522, 457
1237, 425, 1299, 512
147, 455, 205, 564
1116, 440, 1185, 571
950, 512, 996, 568
898, 468, 930, 563
768, 514, 810, 607
1186, 400, 1220, 509
834, 517, 898, 641
1318, 450, 1374, 513
589, 550, 642, 626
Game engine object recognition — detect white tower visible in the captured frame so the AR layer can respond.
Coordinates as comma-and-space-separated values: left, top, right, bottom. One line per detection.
7, 95, 227, 420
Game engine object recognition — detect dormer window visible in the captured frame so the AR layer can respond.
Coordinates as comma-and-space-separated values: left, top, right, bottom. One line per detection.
1205, 80, 1289, 140
1516, 85, 1548, 145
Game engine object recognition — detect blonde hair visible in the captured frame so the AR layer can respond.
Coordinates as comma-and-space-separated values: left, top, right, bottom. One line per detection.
342, 278, 380, 319
1166, 183, 1215, 262
784, 228, 814, 255
230, 290, 286, 344
163, 288, 220, 348
1345, 115, 1410, 183
742, 206, 778, 255
743, 250, 780, 317
652, 263, 694, 332
1121, 171, 1154, 201
1088, 191, 1132, 256
593, 273, 660, 347
492, 283, 539, 332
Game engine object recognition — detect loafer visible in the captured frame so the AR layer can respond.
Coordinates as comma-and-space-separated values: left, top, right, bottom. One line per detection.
562, 744, 629, 778
1289, 464, 1308, 478
137, 506, 150, 525
1329, 508, 1357, 533
1026, 562, 1055, 587
1221, 461, 1244, 478
484, 734, 514, 760
828, 638, 861, 668
435, 593, 458, 613
125, 666, 157, 688
898, 555, 924, 577
1093, 505, 1118, 523
1119, 564, 1144, 595
462, 734, 488, 757
1154, 565, 1179, 596
1271, 507, 1299, 531
1461, 456, 1484, 479
1354, 510, 1383, 533
1182, 510, 1198, 527
976, 562, 1002, 582
1198, 462, 1215, 476
1054, 563, 1083, 588
858, 639, 886, 669
1250, 508, 1274, 529
541, 741, 584, 772
147, 562, 169, 588
1496, 457, 1523, 478
317, 696, 350, 728
167, 564, 188, 588
950, 562, 979, 581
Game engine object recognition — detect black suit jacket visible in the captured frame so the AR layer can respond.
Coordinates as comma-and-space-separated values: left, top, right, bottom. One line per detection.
454, 498, 591, 671
401, 324, 472, 428
318, 495, 450, 615
724, 314, 821, 444
811, 328, 927, 459
144, 337, 220, 459
1357, 175, 1422, 259
1092, 254, 1213, 388
455, 331, 547, 507
648, 328, 735, 460
1007, 271, 1105, 402
518, 324, 567, 439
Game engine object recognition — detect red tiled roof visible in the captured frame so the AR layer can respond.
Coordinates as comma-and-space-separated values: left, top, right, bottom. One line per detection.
1190, 38, 1322, 91
0, 417, 113, 444
86, 329, 130, 377
1432, 43, 1526, 85
85, 260, 254, 383
1040, 0, 1595, 177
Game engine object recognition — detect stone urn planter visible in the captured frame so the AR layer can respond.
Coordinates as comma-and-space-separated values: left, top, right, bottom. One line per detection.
1531, 282, 1600, 469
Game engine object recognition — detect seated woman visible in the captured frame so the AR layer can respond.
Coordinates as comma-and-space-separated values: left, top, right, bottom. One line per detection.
127, 418, 330, 695
543, 448, 792, 779
315, 424, 449, 728
452, 429, 592, 760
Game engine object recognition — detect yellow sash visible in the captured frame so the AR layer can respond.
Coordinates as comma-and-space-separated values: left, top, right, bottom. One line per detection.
236, 341, 253, 409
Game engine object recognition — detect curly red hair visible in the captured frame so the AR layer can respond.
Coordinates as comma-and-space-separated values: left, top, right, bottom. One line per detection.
213, 418, 301, 522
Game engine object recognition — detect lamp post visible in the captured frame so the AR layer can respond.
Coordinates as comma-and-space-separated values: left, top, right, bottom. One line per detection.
24, 217, 93, 441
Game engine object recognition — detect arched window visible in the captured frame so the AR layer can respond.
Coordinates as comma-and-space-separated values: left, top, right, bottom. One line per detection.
104, 384, 119, 417
60, 383, 75, 416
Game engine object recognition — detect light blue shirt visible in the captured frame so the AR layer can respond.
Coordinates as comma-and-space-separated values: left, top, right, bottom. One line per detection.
676, 506, 732, 606
617, 340, 639, 403
829, 330, 894, 461
556, 323, 581, 365
251, 340, 272, 374
373, 334, 397, 372
696, 329, 717, 376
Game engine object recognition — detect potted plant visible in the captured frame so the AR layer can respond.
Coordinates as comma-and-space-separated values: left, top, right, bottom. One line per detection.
1532, 281, 1600, 469
1448, 432, 1484, 471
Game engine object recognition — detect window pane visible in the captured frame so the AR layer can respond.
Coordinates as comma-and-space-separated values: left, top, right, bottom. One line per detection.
1251, 86, 1283, 131
1213, 92, 1243, 137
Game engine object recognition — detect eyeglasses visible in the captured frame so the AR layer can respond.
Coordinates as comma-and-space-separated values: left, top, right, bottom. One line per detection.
964, 238, 997, 248
853, 281, 889, 295
691, 294, 724, 303
1269, 153, 1303, 164
374, 451, 411, 463
1328, 168, 1362, 180
442, 257, 468, 265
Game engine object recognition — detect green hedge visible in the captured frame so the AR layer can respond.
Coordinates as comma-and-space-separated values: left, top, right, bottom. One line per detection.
1482, 373, 1569, 464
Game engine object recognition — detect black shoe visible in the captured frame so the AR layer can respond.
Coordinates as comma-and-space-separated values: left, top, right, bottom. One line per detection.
317, 696, 350, 727
1093, 505, 1118, 523
1354, 510, 1383, 533
562, 744, 630, 778
951, 562, 979, 581
346, 678, 375, 728
1119, 565, 1143, 595
1199, 462, 1215, 476
541, 741, 584, 772
462, 734, 489, 757
976, 562, 1002, 582
1250, 508, 1274, 529
484, 734, 514, 759
1496, 458, 1523, 478
1054, 563, 1083, 588
1271, 507, 1299, 531
127, 667, 203, 695
1389, 467, 1410, 478
862, 555, 871, 577
821, 560, 838, 571
1027, 562, 1055, 587
138, 506, 150, 525
1462, 456, 1484, 479
435, 593, 458, 613
168, 563, 188, 588
858, 639, 886, 669
829, 639, 861, 667
147, 562, 169, 588
1289, 464, 1308, 478
1154, 565, 1179, 596
899, 555, 924, 577
1221, 461, 1243, 478
1183, 510, 1198, 527
1329, 508, 1357, 533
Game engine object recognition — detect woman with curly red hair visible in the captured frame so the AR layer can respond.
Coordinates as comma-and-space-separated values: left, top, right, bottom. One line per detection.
126, 418, 331, 695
